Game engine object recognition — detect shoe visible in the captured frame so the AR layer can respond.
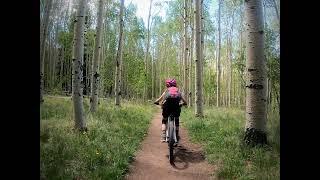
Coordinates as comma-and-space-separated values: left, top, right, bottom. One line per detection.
161, 131, 166, 142
174, 136, 180, 147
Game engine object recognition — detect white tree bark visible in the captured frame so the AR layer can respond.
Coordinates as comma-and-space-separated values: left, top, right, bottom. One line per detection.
200, 0, 204, 78
180, 37, 183, 83
188, 0, 194, 107
90, 0, 105, 112
72, 0, 87, 131
271, 0, 279, 22
115, 0, 125, 106
244, 0, 267, 145
216, 0, 221, 107
195, 0, 203, 117
183, 0, 189, 104
40, 0, 53, 103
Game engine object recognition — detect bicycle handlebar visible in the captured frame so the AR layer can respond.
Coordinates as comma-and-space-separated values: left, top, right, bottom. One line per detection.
179, 102, 187, 107
153, 101, 187, 107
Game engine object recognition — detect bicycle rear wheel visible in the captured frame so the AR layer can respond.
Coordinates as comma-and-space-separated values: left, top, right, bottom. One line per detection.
168, 117, 175, 164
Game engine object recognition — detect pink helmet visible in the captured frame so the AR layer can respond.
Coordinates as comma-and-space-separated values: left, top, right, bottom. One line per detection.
165, 79, 177, 87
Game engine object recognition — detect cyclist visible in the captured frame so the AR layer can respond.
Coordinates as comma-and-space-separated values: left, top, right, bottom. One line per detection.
154, 79, 187, 142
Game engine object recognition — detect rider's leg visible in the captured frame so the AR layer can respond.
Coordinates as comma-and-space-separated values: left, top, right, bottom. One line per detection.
161, 118, 167, 131
161, 118, 167, 142
161, 106, 169, 142
175, 107, 181, 141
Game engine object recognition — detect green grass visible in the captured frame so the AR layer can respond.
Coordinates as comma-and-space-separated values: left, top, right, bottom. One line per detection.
40, 96, 156, 180
181, 107, 280, 179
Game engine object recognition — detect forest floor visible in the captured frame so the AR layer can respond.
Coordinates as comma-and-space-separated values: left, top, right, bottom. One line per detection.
125, 107, 216, 180
41, 96, 279, 179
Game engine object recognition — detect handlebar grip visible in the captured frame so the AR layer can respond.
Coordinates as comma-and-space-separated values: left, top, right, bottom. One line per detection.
179, 103, 187, 107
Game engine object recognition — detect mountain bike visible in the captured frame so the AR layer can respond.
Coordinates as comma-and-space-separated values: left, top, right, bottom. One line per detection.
154, 102, 186, 164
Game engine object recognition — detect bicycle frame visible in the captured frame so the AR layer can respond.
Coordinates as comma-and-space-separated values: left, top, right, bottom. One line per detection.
153, 102, 186, 164
166, 114, 177, 164
166, 115, 177, 143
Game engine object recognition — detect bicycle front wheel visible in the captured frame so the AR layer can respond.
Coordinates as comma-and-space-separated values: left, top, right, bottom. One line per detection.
168, 117, 175, 164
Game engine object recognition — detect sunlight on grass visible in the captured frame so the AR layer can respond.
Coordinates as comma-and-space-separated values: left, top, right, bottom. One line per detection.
181, 107, 280, 179
40, 96, 156, 179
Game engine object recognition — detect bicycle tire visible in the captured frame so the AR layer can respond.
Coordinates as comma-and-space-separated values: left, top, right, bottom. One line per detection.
168, 116, 175, 164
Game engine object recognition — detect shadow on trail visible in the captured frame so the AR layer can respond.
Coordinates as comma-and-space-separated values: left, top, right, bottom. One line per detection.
167, 144, 206, 170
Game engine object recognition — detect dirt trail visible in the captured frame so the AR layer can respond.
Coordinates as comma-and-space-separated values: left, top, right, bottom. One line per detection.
125, 108, 216, 180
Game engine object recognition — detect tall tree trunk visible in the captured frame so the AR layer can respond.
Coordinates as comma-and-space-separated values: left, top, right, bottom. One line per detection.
228, 11, 235, 107
208, 63, 212, 105
53, 23, 60, 89
87, 37, 91, 97
240, 8, 245, 108
115, 0, 125, 106
50, 35, 54, 89
233, 68, 236, 106
60, 47, 64, 90
179, 37, 183, 83
271, 0, 279, 22
143, 0, 153, 101
99, 44, 104, 100
72, 0, 87, 131
90, 0, 105, 112
183, 0, 189, 103
152, 50, 155, 99
216, 0, 221, 107
69, 55, 72, 94
40, 0, 53, 103
84, 20, 89, 96
195, 0, 203, 117
220, 65, 223, 107
200, 0, 204, 76
227, 35, 231, 107
47, 36, 52, 90
52, 46, 57, 88
166, 46, 169, 78
188, 0, 194, 107
126, 62, 129, 99
152, 57, 154, 99
200, 0, 205, 103
159, 43, 162, 96
262, 0, 267, 28
238, 73, 241, 106
121, 52, 125, 98
244, 0, 267, 146
268, 71, 272, 108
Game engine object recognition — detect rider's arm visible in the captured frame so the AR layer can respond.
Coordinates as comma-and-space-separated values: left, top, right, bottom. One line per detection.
155, 90, 166, 103
181, 96, 187, 104
179, 91, 187, 105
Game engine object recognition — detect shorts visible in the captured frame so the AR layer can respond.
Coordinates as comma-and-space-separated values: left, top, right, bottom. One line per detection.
161, 98, 181, 125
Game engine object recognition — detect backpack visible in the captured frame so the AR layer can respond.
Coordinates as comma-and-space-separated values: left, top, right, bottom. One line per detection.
164, 87, 181, 100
